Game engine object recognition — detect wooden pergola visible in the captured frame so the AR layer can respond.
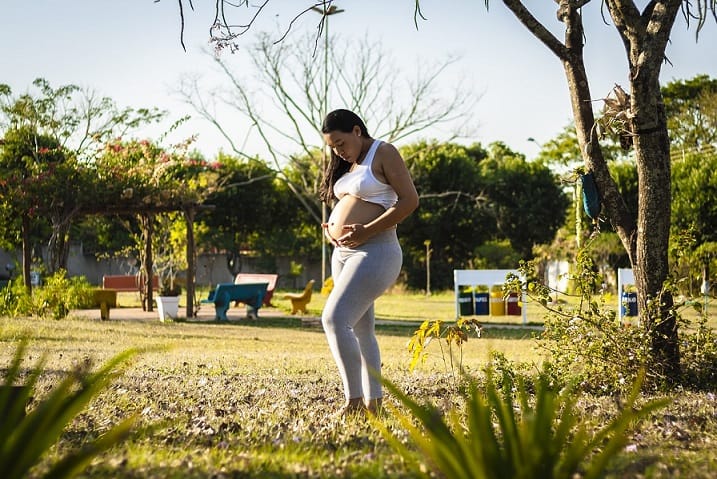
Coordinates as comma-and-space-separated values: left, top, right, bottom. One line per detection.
16, 201, 214, 319
80, 202, 215, 318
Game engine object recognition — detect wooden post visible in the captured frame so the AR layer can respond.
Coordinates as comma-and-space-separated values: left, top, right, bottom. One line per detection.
21, 214, 31, 292
184, 206, 196, 318
140, 213, 154, 312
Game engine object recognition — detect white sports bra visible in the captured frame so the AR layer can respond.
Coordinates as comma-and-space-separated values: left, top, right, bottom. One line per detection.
333, 140, 398, 209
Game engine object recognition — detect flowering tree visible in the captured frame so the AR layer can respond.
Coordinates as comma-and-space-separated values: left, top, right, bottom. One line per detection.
0, 79, 165, 289
92, 138, 222, 311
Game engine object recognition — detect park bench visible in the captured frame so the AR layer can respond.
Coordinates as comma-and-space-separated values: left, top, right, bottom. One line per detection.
284, 279, 315, 315
98, 275, 160, 319
102, 274, 159, 293
201, 282, 269, 321
234, 273, 279, 307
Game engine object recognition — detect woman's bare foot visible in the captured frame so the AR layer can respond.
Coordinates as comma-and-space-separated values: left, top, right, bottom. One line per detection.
365, 398, 383, 415
337, 397, 367, 418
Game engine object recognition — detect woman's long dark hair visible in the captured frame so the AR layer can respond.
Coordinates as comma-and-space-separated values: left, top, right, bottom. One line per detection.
319, 109, 372, 203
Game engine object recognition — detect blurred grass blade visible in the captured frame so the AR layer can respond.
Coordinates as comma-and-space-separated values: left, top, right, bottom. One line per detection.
0, 344, 139, 479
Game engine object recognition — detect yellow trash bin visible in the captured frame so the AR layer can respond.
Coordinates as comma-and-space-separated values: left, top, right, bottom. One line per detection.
489, 284, 505, 316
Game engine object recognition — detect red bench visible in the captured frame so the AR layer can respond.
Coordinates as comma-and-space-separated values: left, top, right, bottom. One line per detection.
234, 273, 278, 307
102, 274, 159, 292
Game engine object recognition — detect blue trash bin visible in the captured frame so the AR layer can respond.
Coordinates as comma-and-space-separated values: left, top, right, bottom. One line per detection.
621, 291, 638, 317
474, 292, 489, 315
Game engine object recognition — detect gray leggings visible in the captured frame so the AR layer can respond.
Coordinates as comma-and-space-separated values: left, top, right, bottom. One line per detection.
321, 229, 402, 401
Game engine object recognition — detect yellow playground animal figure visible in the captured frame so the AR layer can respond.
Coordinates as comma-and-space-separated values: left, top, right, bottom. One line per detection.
284, 280, 315, 314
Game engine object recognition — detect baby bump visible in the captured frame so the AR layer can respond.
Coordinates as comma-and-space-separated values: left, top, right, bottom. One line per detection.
327, 195, 385, 239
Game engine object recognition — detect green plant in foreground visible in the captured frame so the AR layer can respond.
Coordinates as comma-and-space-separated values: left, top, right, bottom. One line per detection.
0, 341, 137, 478
376, 367, 670, 479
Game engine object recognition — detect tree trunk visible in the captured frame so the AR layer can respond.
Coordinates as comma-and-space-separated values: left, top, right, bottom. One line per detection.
603, 0, 683, 382
630, 69, 680, 383
140, 213, 154, 312
47, 219, 71, 274
504, 0, 683, 383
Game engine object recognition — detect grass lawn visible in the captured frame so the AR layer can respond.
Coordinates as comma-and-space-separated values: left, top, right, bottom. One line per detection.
1, 290, 716, 477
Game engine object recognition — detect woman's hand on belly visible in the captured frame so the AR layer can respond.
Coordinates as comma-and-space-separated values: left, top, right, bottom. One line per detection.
327, 195, 385, 242
323, 222, 366, 248
336, 224, 367, 248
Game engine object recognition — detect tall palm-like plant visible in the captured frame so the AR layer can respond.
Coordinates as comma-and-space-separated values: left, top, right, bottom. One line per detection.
376, 368, 670, 479
0, 341, 137, 478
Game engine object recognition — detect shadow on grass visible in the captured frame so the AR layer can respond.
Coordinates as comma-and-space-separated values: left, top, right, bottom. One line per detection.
180, 316, 538, 340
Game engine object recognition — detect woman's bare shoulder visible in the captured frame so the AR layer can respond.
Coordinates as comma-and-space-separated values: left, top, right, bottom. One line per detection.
375, 141, 403, 163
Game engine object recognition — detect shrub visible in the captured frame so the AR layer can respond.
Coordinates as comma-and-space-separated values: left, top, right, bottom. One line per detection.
1, 270, 95, 320
506, 253, 661, 394
678, 303, 717, 389
0, 278, 31, 318
30, 270, 95, 319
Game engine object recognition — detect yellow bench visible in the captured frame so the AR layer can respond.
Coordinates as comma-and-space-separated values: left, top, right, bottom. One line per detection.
284, 280, 315, 315
93, 289, 117, 320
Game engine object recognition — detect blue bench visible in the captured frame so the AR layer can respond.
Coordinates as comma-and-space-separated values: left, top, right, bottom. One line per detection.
201, 282, 268, 321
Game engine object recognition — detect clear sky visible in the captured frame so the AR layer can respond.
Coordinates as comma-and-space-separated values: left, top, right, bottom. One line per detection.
2, 1, 715, 160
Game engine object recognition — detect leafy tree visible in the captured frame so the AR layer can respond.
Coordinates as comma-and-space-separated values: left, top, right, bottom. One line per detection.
196, 152, 311, 271
0, 79, 165, 287
399, 141, 491, 289
399, 141, 567, 290
662, 75, 717, 151
0, 126, 81, 285
671, 148, 717, 294
478, 142, 569, 259
664, 75, 717, 294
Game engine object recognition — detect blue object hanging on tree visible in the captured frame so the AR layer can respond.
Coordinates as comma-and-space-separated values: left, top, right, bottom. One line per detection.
580, 172, 601, 219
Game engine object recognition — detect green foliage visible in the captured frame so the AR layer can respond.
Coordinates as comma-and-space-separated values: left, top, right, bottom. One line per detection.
473, 239, 522, 269
399, 141, 491, 289
376, 366, 670, 479
400, 140, 567, 289
662, 75, 717, 150
197, 152, 310, 259
1, 271, 95, 320
0, 278, 31, 318
479, 142, 570, 258
513, 251, 658, 393
679, 304, 717, 389
671, 147, 717, 293
513, 232, 717, 392
0, 126, 64, 252
539, 304, 652, 394
0, 79, 166, 264
0, 341, 137, 478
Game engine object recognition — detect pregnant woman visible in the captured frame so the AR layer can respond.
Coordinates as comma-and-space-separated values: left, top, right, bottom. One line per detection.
319, 109, 419, 416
